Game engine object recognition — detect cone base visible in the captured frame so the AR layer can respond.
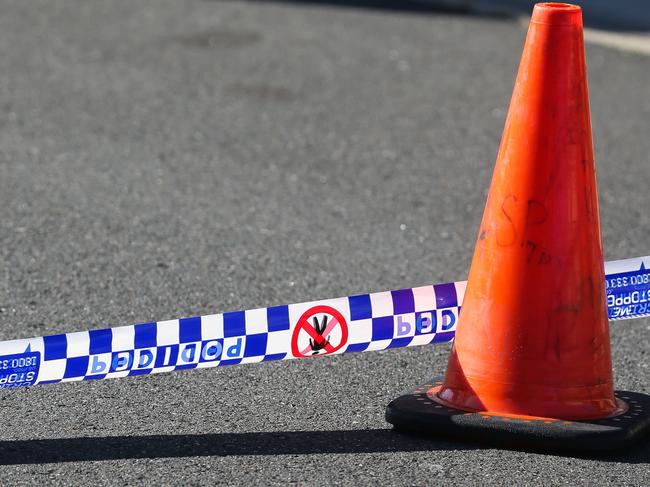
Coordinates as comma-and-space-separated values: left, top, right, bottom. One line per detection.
385, 379, 650, 453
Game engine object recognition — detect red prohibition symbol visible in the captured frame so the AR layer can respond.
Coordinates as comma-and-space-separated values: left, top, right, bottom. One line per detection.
291, 305, 349, 358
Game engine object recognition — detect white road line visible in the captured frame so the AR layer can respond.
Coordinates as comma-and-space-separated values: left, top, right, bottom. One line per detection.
583, 28, 650, 56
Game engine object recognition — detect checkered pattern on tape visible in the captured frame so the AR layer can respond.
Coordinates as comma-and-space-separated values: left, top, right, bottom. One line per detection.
30, 283, 462, 385
345, 282, 463, 353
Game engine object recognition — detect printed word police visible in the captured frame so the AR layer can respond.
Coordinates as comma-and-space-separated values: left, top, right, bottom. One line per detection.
86, 338, 241, 375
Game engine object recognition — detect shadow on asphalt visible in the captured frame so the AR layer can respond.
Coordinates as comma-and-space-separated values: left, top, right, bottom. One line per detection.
0, 429, 473, 464
0, 428, 648, 465
214, 0, 511, 18
215, 0, 650, 32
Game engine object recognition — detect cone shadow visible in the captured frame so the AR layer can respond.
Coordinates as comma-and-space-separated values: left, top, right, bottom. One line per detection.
0, 429, 472, 465
210, 0, 512, 18
0, 427, 647, 465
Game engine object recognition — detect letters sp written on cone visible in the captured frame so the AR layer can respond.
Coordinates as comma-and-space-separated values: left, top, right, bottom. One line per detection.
386, 2, 650, 452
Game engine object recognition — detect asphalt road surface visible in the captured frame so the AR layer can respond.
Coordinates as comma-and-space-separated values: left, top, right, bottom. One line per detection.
1, 0, 649, 485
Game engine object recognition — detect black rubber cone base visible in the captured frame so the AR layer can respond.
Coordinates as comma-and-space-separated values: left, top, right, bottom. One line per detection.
385, 379, 650, 453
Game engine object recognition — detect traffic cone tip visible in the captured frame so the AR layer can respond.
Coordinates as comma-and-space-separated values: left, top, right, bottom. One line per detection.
532, 3, 582, 27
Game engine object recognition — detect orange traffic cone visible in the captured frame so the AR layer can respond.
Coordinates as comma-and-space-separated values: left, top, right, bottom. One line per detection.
386, 2, 650, 451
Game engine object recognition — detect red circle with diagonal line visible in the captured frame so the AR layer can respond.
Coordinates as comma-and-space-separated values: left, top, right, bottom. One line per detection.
291, 305, 349, 358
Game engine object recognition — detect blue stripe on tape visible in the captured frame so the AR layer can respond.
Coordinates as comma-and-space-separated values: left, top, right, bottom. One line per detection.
262, 353, 287, 362
43, 334, 67, 361
244, 334, 268, 356
224, 311, 246, 337
134, 323, 157, 349
64, 356, 89, 379
391, 289, 415, 315
348, 294, 372, 320
179, 317, 202, 343
371, 316, 394, 341
345, 342, 370, 353
267, 305, 290, 331
434, 283, 457, 308
89, 329, 113, 354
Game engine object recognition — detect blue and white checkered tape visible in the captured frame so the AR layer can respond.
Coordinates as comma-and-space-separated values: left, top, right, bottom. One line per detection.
0, 282, 464, 388
0, 255, 647, 389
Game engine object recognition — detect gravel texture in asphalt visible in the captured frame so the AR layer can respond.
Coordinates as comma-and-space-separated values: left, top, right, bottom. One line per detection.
0, 0, 648, 484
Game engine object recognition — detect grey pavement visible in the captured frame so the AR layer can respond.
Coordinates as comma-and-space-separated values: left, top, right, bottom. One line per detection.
0, 0, 649, 485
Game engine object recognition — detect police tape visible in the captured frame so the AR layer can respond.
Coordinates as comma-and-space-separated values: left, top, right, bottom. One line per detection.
0, 255, 647, 389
